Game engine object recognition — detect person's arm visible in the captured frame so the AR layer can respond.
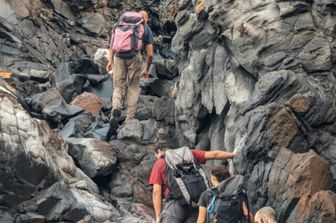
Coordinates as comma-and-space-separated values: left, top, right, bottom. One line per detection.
107, 49, 114, 72
142, 44, 153, 80
204, 150, 234, 160
152, 183, 162, 222
196, 206, 207, 223
243, 201, 254, 223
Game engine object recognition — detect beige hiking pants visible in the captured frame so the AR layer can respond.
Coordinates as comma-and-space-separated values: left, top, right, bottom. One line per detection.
111, 53, 142, 120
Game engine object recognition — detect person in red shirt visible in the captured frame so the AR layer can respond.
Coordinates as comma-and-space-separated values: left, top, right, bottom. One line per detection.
149, 142, 235, 223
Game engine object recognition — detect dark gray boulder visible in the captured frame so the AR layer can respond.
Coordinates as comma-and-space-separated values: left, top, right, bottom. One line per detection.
0, 89, 117, 221
27, 88, 83, 124
150, 79, 174, 97
170, 0, 336, 221
52, 62, 76, 103
117, 119, 143, 142
66, 138, 117, 178
19, 182, 118, 222
151, 57, 178, 80
134, 95, 155, 121
153, 96, 175, 125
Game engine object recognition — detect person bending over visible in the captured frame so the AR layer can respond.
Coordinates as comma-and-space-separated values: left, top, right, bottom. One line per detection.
149, 142, 234, 223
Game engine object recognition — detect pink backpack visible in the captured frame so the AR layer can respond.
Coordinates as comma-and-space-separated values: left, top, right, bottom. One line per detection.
110, 12, 145, 55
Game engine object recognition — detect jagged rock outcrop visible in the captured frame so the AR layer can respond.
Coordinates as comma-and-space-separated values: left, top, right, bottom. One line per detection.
0, 88, 117, 222
288, 190, 336, 223
168, 0, 336, 222
66, 138, 117, 178
0, 0, 176, 221
1, 0, 336, 222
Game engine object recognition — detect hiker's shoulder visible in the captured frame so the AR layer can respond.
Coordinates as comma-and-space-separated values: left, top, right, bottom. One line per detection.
200, 188, 211, 197
198, 189, 211, 206
153, 157, 166, 168
143, 23, 154, 40
144, 23, 152, 31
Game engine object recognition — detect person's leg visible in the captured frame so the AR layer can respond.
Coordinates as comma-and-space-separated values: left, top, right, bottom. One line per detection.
184, 207, 199, 223
160, 200, 186, 223
125, 53, 142, 120
112, 56, 127, 117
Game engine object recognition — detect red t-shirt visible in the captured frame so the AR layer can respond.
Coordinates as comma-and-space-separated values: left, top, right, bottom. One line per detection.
148, 150, 206, 199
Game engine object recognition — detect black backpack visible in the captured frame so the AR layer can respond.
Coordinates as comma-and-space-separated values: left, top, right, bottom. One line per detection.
165, 147, 210, 207
207, 175, 250, 223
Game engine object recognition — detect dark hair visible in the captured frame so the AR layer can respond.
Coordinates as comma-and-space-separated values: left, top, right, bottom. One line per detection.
211, 165, 231, 182
154, 140, 171, 153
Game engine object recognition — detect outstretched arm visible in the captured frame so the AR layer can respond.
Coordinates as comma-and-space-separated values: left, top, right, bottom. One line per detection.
204, 150, 234, 160
196, 206, 207, 223
152, 184, 162, 222
243, 201, 255, 223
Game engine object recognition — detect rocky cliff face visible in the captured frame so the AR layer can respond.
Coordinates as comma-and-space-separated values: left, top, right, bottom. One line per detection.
1, 0, 336, 222
169, 0, 336, 222
0, 0, 175, 222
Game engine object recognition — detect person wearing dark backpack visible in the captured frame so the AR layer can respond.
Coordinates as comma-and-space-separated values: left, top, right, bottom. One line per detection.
197, 165, 254, 223
149, 141, 234, 223
106, 10, 153, 125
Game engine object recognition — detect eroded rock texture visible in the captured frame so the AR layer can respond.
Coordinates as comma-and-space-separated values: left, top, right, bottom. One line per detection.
0, 89, 117, 222
1, 0, 336, 222
0, 0, 176, 221
168, 0, 336, 222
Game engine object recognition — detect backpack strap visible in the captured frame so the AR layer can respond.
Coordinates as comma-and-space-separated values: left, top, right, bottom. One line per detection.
198, 167, 211, 190
175, 177, 191, 205
213, 195, 224, 223
206, 188, 218, 222
207, 194, 217, 214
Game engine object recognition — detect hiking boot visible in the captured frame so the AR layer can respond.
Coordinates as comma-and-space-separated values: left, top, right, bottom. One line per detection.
109, 107, 121, 126
112, 107, 121, 119
106, 118, 118, 141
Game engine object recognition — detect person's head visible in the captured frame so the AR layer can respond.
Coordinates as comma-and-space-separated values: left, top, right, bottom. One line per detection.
255, 207, 277, 223
139, 10, 149, 22
154, 140, 171, 159
210, 165, 231, 186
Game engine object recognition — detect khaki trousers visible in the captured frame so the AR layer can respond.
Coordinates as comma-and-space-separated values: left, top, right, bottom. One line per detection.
111, 53, 142, 120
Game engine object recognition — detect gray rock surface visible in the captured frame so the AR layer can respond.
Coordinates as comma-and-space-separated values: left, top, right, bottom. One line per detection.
66, 138, 117, 178
0, 0, 171, 221
153, 97, 175, 125
28, 88, 83, 124
0, 89, 117, 222
141, 119, 158, 142
151, 57, 178, 80
117, 119, 143, 142
135, 95, 155, 120
19, 181, 118, 222
52, 62, 76, 103
150, 79, 174, 97
169, 0, 336, 221
1, 0, 336, 222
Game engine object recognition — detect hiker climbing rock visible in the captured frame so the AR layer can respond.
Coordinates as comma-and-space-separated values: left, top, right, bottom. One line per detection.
149, 141, 234, 223
106, 10, 154, 139
197, 165, 254, 223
